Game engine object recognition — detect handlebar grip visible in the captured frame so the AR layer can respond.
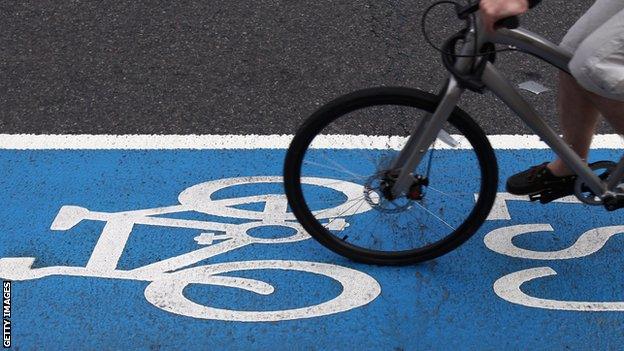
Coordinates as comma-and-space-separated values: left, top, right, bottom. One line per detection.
494, 16, 520, 29
492, 0, 540, 30
457, 0, 541, 28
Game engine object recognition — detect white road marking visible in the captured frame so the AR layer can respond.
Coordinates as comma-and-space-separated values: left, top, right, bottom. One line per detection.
484, 223, 624, 260
0, 176, 382, 321
484, 192, 581, 221
0, 133, 621, 150
493, 267, 624, 311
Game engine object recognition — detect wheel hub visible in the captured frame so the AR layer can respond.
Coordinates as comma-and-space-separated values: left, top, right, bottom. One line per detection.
363, 171, 428, 213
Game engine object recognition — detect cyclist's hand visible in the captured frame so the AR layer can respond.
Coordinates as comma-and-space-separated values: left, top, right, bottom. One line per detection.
480, 0, 529, 32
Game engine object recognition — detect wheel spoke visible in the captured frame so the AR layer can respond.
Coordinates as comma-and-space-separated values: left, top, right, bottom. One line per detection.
325, 123, 387, 168
411, 201, 456, 231
306, 177, 365, 189
285, 95, 494, 264
323, 197, 368, 229
424, 185, 475, 218
304, 158, 366, 180
309, 195, 367, 215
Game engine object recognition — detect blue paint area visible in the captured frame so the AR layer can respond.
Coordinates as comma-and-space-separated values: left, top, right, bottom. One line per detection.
300, 148, 483, 252
1, 148, 624, 350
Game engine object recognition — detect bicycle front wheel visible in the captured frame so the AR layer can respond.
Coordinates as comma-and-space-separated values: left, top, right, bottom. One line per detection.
284, 87, 498, 265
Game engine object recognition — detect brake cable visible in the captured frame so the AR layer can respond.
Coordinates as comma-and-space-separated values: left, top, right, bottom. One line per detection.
420, 0, 517, 59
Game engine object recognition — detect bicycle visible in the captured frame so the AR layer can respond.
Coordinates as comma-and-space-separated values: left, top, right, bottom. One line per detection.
283, 1, 624, 266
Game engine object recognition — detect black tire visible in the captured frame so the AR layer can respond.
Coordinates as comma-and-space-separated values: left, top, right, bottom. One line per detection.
284, 87, 498, 265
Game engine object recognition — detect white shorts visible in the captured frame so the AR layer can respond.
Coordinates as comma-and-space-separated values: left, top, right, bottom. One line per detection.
560, 0, 624, 101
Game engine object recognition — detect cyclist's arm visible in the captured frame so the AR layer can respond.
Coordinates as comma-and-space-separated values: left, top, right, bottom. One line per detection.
480, 0, 531, 32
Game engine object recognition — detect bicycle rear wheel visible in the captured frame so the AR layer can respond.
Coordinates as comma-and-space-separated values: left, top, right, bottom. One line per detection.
284, 87, 498, 265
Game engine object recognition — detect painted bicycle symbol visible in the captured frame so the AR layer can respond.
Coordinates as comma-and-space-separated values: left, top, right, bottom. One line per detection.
0, 176, 380, 322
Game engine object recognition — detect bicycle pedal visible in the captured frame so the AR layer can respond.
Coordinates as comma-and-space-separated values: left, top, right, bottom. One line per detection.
528, 188, 573, 204
603, 195, 624, 212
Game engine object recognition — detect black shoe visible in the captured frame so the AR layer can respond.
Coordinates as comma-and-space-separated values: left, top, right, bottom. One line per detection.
506, 162, 576, 201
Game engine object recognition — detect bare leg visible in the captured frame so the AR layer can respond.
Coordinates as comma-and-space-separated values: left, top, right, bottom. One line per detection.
547, 71, 601, 175
547, 71, 624, 176
586, 91, 624, 133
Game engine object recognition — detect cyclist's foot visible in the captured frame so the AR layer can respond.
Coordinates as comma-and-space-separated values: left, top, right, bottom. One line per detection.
506, 162, 576, 201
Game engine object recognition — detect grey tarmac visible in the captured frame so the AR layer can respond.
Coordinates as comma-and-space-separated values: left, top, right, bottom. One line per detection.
1, 1, 605, 135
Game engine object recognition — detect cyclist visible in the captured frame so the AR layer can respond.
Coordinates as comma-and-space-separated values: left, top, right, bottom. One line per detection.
480, 0, 624, 200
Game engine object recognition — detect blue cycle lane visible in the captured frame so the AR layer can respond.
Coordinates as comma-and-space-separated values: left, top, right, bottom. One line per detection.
1, 144, 623, 350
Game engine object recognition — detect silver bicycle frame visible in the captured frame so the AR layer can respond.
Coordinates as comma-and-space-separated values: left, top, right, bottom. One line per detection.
391, 14, 621, 199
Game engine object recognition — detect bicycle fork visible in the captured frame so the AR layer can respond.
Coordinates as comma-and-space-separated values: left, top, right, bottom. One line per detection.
390, 77, 465, 197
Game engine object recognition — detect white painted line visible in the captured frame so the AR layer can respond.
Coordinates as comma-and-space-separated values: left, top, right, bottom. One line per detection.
0, 134, 621, 150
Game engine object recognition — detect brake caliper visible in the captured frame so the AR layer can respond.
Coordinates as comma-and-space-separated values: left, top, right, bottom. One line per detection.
407, 175, 429, 201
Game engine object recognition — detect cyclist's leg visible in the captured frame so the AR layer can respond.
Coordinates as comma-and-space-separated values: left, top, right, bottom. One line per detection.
507, 1, 624, 195
549, 0, 624, 176
546, 71, 601, 176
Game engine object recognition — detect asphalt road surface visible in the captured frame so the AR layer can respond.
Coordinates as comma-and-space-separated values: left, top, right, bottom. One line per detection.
3, 2, 624, 349
1, 0, 605, 135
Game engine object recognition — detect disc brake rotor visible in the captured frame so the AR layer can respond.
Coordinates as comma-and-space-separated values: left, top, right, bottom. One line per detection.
363, 172, 429, 213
